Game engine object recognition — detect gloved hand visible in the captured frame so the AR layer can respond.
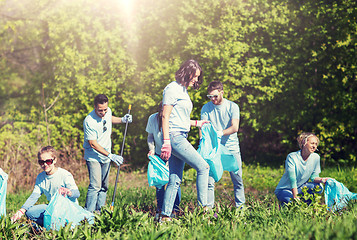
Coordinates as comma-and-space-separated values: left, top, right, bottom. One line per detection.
195, 120, 210, 128
58, 187, 72, 197
108, 153, 124, 166
11, 209, 25, 223
121, 114, 132, 123
160, 140, 172, 160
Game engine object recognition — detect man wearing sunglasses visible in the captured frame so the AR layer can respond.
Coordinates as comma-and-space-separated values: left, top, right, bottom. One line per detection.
83, 94, 132, 213
201, 81, 245, 209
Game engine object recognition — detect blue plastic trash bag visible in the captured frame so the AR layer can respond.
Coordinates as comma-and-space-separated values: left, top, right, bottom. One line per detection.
197, 124, 224, 182
220, 146, 239, 172
43, 192, 94, 230
324, 179, 357, 212
0, 168, 8, 217
147, 155, 169, 188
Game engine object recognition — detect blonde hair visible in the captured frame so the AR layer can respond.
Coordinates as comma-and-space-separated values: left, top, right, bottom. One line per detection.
37, 146, 57, 160
297, 132, 319, 149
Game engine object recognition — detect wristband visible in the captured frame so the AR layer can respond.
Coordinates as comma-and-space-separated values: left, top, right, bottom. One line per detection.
195, 120, 198, 127
19, 209, 25, 214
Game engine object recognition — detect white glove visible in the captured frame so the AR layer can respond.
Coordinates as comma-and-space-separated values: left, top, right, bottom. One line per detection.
121, 114, 132, 123
108, 153, 124, 166
11, 209, 25, 222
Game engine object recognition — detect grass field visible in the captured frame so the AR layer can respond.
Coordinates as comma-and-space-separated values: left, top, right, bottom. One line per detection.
2, 164, 357, 239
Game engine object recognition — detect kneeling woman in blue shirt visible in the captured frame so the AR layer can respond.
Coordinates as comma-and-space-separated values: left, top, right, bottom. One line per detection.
11, 146, 80, 226
275, 132, 331, 205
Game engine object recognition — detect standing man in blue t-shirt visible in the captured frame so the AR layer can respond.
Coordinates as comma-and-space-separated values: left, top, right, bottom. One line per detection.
201, 81, 245, 209
83, 94, 132, 212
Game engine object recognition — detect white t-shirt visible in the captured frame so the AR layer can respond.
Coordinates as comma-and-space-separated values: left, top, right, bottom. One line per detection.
162, 81, 193, 133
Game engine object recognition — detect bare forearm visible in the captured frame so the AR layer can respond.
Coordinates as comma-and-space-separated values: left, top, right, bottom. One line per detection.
314, 177, 329, 184
222, 118, 239, 136
112, 116, 123, 124
292, 188, 298, 198
88, 140, 109, 157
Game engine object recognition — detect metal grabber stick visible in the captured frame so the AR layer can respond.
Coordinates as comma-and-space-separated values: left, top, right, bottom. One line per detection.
110, 104, 131, 211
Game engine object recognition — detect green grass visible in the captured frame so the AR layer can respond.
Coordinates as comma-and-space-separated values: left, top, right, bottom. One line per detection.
3, 165, 357, 239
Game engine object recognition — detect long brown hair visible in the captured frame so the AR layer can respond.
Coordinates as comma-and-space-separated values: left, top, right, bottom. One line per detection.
175, 59, 203, 90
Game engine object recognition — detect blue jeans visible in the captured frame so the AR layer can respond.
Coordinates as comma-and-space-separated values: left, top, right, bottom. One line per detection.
207, 152, 245, 208
85, 161, 111, 212
155, 157, 181, 212
275, 181, 323, 206
161, 132, 210, 217
156, 185, 181, 212
26, 204, 47, 226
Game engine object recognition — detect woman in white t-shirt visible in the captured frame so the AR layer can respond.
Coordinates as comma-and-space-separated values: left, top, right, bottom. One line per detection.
159, 59, 210, 222
11, 146, 80, 226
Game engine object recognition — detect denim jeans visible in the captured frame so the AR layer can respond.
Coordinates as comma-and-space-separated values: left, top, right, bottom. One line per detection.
275, 181, 323, 206
161, 132, 210, 217
26, 204, 47, 226
207, 152, 245, 208
156, 184, 181, 212
85, 161, 111, 212
155, 157, 181, 212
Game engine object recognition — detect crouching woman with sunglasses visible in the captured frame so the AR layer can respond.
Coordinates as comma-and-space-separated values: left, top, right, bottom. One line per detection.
11, 146, 80, 226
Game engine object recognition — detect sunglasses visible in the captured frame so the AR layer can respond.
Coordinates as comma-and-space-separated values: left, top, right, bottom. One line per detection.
38, 158, 54, 165
103, 120, 107, 132
207, 94, 219, 99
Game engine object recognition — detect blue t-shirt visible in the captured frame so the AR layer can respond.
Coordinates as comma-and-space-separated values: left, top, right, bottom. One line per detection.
162, 81, 193, 133
275, 151, 321, 193
22, 168, 80, 210
83, 107, 112, 163
145, 113, 163, 155
201, 99, 240, 153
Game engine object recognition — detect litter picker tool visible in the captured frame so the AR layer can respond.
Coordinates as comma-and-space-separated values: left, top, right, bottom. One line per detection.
110, 104, 131, 211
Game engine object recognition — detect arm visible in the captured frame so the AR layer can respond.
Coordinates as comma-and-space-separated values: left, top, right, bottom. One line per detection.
285, 155, 299, 199
11, 190, 41, 222
112, 114, 132, 124
160, 105, 173, 160
222, 118, 239, 136
88, 139, 110, 157
112, 116, 123, 124
162, 105, 173, 140
147, 133, 155, 157
21, 192, 42, 211
313, 177, 330, 184
62, 172, 80, 201
292, 188, 299, 199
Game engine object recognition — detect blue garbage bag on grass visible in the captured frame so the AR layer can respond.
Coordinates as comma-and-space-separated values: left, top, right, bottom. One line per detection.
43, 192, 94, 230
0, 168, 8, 217
147, 155, 169, 188
324, 179, 357, 212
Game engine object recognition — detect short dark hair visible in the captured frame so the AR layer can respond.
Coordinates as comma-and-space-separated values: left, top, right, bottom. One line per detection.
38, 146, 57, 160
175, 59, 203, 90
207, 81, 223, 93
94, 94, 109, 107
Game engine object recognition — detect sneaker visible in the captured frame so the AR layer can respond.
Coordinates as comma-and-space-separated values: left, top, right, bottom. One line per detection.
158, 215, 172, 224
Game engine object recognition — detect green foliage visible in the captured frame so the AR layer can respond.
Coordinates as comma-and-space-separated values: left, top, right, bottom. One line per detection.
0, 0, 355, 190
